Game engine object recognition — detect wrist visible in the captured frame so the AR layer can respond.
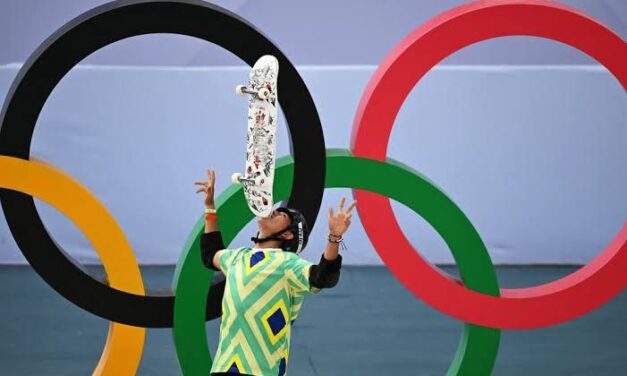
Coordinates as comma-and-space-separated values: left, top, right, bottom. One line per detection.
204, 207, 216, 214
327, 233, 347, 250
327, 233, 343, 243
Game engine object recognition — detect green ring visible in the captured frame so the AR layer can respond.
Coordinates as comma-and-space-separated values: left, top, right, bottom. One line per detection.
172, 148, 501, 375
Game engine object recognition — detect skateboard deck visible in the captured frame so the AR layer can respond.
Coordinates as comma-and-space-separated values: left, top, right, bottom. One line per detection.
232, 55, 278, 218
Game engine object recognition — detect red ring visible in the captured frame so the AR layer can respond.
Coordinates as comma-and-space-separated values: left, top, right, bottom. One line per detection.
351, 0, 627, 329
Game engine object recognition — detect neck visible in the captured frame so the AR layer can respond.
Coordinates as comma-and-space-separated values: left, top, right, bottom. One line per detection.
253, 239, 283, 249
254, 230, 283, 249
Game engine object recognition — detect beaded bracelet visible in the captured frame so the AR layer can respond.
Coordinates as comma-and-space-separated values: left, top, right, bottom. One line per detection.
328, 233, 343, 243
328, 233, 347, 250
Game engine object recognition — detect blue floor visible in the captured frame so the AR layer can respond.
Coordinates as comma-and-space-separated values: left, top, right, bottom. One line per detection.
0, 265, 625, 375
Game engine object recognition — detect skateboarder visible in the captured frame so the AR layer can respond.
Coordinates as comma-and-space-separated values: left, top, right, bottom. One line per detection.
195, 169, 356, 376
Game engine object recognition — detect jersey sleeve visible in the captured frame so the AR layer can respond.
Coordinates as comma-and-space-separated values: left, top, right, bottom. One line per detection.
217, 247, 244, 273
284, 253, 317, 297
289, 294, 306, 323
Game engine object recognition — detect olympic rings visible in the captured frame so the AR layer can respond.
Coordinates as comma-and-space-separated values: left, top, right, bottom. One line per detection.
351, 0, 627, 329
2, 0, 625, 375
0, 0, 325, 328
0, 156, 145, 375
173, 150, 501, 376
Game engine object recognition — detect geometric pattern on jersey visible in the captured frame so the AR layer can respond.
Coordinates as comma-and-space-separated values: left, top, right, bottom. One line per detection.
217, 329, 260, 373
262, 300, 288, 344
211, 247, 315, 376
278, 357, 287, 376
246, 250, 267, 275
227, 353, 245, 373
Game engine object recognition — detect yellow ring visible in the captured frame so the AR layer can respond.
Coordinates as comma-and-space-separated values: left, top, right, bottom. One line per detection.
0, 156, 145, 375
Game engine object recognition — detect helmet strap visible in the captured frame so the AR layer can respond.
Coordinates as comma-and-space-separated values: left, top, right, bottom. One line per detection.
251, 225, 293, 244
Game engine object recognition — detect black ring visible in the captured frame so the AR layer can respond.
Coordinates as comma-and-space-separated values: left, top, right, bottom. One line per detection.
0, 0, 325, 328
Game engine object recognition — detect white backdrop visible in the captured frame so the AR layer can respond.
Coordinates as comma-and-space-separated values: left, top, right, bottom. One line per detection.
0, 64, 625, 265
1, 0, 625, 66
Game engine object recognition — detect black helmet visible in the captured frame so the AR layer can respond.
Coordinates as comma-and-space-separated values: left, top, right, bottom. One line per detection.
275, 207, 309, 254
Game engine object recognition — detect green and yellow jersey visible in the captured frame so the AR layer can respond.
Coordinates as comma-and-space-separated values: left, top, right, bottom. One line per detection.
210, 247, 316, 376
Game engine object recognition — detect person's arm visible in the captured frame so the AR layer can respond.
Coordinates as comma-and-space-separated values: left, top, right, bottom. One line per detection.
308, 197, 356, 289
195, 169, 224, 271
309, 252, 342, 289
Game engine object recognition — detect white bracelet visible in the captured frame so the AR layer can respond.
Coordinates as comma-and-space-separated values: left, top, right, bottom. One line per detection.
204, 208, 217, 214
328, 233, 347, 250
328, 233, 342, 243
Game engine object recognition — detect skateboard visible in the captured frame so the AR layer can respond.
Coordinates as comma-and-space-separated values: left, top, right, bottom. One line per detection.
231, 55, 279, 218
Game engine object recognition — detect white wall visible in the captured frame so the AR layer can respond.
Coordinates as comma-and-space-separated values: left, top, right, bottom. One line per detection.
0, 0, 624, 66
0, 64, 624, 265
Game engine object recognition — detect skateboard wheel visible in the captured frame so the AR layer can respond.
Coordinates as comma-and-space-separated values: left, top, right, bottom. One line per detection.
231, 172, 242, 184
235, 85, 247, 96
257, 88, 269, 100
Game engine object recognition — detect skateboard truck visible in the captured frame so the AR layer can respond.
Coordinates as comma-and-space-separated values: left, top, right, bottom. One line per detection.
236, 84, 270, 100
231, 173, 264, 186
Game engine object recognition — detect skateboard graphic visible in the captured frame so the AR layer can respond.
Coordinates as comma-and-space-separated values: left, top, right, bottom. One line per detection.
231, 55, 279, 218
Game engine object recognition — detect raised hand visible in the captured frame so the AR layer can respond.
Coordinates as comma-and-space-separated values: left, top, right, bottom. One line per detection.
328, 197, 357, 237
194, 169, 216, 209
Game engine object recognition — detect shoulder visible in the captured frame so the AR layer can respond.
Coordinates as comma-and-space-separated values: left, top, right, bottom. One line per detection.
281, 251, 314, 269
280, 251, 301, 263
218, 247, 251, 260
219, 247, 248, 254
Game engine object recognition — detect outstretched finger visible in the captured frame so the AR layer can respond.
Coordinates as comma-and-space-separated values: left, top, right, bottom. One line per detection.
329, 207, 334, 218
338, 197, 346, 212
346, 200, 357, 214
194, 181, 207, 186
210, 170, 216, 186
195, 187, 205, 194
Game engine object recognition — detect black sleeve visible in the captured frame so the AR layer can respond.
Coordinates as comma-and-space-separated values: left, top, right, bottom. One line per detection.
200, 231, 225, 271
309, 254, 343, 289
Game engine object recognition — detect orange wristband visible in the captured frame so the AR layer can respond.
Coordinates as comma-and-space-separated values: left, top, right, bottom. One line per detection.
205, 213, 217, 221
